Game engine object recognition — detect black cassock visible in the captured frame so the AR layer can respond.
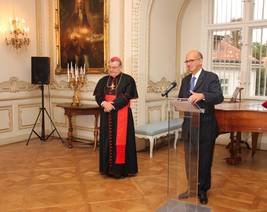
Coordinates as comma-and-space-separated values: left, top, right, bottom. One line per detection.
93, 73, 138, 178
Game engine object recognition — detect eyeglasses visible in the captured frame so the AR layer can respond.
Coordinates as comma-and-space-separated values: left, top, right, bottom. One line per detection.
184, 58, 201, 64
108, 65, 120, 69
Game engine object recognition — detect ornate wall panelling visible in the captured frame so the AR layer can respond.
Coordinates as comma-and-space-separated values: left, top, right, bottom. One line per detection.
147, 105, 163, 123
0, 106, 13, 133
50, 79, 96, 93
0, 77, 37, 93
130, 0, 154, 126
147, 77, 178, 94
147, 77, 178, 120
18, 104, 41, 130
51, 102, 67, 128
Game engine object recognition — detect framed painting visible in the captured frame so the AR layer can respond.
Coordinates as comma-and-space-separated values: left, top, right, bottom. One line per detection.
55, 0, 109, 74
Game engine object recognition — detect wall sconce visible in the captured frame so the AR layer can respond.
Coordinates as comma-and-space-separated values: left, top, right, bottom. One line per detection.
5, 17, 30, 49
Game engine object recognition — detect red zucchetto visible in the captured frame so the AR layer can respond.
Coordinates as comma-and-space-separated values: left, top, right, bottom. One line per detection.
110, 56, 122, 65
262, 100, 267, 108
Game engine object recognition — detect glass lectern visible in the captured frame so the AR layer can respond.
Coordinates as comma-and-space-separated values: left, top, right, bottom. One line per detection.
156, 97, 204, 212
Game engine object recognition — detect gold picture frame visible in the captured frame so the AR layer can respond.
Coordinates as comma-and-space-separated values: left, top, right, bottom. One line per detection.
55, 0, 109, 74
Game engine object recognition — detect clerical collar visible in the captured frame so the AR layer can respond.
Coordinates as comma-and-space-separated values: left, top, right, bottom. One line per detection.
110, 72, 122, 79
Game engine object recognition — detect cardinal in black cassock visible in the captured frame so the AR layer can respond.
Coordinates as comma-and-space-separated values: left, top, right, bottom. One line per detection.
93, 57, 138, 178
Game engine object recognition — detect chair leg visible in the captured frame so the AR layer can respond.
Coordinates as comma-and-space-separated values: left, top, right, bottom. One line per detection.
149, 137, 154, 158
174, 130, 178, 149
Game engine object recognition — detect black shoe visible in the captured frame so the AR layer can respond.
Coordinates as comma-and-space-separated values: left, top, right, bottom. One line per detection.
113, 174, 127, 179
198, 191, 208, 204
178, 191, 194, 199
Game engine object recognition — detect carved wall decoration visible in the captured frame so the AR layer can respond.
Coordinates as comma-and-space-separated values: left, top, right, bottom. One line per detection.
0, 77, 37, 93
147, 77, 179, 93
50, 79, 96, 92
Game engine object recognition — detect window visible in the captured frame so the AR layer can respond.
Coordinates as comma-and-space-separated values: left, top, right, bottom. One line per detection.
253, 0, 267, 20
211, 29, 241, 96
213, 0, 243, 24
220, 78, 229, 94
250, 27, 267, 96
206, 0, 267, 98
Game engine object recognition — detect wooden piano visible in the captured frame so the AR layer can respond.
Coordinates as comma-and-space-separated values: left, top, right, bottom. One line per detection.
215, 100, 267, 165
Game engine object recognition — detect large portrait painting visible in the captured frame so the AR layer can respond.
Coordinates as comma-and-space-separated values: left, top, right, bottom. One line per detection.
55, 0, 109, 74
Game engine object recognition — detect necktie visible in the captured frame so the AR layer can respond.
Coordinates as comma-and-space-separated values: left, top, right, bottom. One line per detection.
190, 76, 196, 91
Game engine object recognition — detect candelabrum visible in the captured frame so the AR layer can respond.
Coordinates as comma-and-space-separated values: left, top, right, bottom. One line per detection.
67, 64, 86, 106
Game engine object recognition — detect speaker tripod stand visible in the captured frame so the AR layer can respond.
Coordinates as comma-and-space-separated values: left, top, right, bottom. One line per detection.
26, 84, 64, 145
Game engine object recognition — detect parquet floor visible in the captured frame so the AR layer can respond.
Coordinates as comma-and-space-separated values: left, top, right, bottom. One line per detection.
0, 138, 266, 212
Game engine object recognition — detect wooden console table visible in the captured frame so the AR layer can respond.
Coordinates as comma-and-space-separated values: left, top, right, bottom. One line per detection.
57, 103, 100, 150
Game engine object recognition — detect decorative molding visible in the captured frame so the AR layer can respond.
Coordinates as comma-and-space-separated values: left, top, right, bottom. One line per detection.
0, 106, 13, 133
49, 79, 96, 92
131, 0, 142, 125
54, 119, 67, 128
51, 103, 68, 127
0, 134, 34, 146
131, 0, 154, 126
49, 80, 69, 90
147, 77, 179, 93
0, 77, 37, 93
18, 104, 40, 129
147, 105, 162, 123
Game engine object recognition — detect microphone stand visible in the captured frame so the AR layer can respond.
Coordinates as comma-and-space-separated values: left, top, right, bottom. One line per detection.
164, 92, 172, 195
162, 84, 179, 196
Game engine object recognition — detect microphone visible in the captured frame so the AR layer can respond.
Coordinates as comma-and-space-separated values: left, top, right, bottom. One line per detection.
161, 81, 177, 97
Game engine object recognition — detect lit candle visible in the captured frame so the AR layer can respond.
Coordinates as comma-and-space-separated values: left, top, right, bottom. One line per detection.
75, 66, 78, 81
71, 64, 74, 79
67, 63, 70, 82
80, 66, 83, 76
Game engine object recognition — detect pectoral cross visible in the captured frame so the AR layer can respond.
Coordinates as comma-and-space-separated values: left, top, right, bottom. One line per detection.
110, 82, 115, 90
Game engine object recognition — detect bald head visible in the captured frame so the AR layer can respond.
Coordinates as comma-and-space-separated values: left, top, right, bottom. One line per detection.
186, 50, 203, 60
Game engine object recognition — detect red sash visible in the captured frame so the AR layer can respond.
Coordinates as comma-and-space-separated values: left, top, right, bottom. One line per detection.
105, 95, 129, 164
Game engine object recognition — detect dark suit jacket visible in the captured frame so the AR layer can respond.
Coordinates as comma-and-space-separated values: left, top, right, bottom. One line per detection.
178, 69, 224, 142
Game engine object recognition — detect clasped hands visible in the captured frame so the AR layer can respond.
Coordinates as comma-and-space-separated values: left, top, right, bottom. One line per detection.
102, 101, 115, 112
188, 91, 205, 104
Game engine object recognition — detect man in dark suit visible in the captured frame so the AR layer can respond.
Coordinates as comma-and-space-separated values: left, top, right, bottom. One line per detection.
178, 50, 224, 204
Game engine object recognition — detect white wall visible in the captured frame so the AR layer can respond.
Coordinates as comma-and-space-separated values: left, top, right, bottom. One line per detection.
0, 0, 36, 82
109, 0, 124, 58
0, 0, 39, 144
179, 0, 202, 74
149, 0, 181, 82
